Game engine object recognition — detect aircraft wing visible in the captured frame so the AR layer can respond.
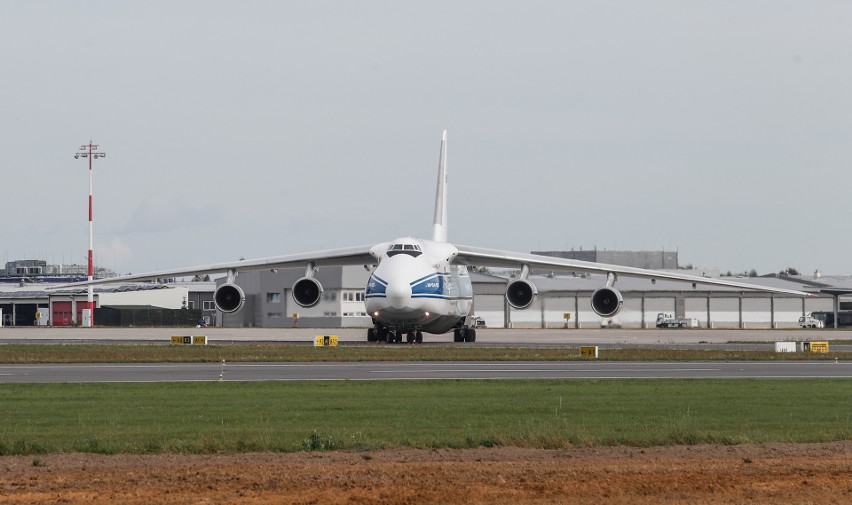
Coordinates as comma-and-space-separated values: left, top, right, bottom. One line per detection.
453, 245, 814, 297
49, 245, 377, 289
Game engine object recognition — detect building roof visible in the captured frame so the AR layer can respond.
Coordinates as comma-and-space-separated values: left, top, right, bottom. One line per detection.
788, 274, 852, 296
0, 283, 177, 300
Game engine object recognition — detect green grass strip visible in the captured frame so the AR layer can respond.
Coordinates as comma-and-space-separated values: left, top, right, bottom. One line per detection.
1, 344, 850, 363
0, 380, 849, 455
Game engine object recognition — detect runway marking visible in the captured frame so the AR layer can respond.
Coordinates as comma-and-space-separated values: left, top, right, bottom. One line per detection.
15, 375, 849, 383
372, 368, 721, 373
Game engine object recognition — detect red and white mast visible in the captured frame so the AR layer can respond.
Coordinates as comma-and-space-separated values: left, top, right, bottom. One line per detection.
75, 142, 106, 327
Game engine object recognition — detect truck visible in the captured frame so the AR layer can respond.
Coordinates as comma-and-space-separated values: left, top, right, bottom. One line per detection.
655, 313, 698, 328
798, 313, 825, 329
808, 311, 852, 328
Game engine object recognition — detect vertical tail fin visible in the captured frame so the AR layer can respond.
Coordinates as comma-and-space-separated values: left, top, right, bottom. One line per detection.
432, 130, 448, 242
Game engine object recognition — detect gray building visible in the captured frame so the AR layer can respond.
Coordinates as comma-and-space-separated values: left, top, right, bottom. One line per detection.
0, 283, 192, 327
216, 264, 843, 330
532, 249, 679, 270
219, 266, 372, 328
474, 273, 834, 329
175, 281, 217, 325
1, 260, 116, 280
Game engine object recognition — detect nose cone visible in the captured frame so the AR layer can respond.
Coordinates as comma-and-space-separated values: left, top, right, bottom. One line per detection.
385, 280, 412, 309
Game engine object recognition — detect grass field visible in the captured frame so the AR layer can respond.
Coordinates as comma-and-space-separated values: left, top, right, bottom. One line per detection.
1, 379, 849, 455
0, 343, 850, 363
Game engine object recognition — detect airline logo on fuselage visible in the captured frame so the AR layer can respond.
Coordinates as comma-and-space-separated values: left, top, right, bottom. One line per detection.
365, 274, 388, 298
410, 273, 463, 299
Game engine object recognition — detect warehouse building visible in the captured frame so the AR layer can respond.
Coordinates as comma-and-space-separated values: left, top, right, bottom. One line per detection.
531, 249, 679, 270
0, 281, 215, 327
217, 264, 843, 330
219, 266, 372, 328
2, 254, 848, 329
475, 272, 833, 329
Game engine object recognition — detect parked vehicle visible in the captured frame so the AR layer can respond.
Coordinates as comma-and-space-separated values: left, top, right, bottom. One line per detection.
655, 312, 698, 328
798, 313, 825, 328
808, 311, 852, 328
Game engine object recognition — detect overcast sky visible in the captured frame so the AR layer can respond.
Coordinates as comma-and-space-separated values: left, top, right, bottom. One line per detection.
2, 1, 850, 276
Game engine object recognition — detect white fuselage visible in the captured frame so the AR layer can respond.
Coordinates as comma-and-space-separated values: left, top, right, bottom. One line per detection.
365, 237, 473, 334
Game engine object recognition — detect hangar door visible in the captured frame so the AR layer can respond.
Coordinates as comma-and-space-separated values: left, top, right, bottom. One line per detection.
51, 301, 80, 326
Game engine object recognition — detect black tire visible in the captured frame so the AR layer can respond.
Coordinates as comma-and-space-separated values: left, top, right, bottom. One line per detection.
367, 328, 377, 342
466, 328, 477, 342
406, 332, 415, 344
453, 329, 463, 343
415, 331, 423, 343
385, 331, 395, 344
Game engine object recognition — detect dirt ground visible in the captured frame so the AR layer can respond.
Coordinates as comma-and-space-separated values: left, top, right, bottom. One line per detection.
0, 442, 849, 504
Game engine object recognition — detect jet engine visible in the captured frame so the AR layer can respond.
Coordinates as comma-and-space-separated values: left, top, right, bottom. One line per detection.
505, 279, 538, 309
214, 283, 245, 313
591, 286, 623, 318
292, 277, 324, 308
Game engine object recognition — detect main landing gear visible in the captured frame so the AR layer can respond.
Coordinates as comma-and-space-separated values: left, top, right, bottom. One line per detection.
367, 328, 423, 344
453, 327, 476, 343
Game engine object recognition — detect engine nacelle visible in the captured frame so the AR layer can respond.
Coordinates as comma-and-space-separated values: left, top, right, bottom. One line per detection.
591, 286, 623, 318
292, 277, 324, 308
505, 279, 538, 309
214, 283, 245, 313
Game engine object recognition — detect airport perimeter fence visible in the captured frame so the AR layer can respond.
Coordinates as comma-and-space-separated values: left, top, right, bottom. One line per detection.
95, 307, 203, 327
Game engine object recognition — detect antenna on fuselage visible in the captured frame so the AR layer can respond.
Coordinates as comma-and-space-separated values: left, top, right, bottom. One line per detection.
432, 130, 448, 243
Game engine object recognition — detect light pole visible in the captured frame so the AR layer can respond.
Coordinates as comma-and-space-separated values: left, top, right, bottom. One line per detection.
74, 142, 106, 327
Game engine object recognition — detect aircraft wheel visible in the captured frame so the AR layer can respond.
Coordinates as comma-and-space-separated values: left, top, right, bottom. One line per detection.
466, 328, 476, 342
406, 332, 415, 344
367, 328, 377, 342
453, 329, 463, 343
415, 331, 423, 343
385, 331, 395, 344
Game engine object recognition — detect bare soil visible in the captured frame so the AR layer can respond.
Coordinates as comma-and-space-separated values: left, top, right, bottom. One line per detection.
1, 442, 850, 504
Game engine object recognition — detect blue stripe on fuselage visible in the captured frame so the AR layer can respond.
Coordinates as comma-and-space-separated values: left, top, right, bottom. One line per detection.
410, 273, 445, 297
366, 274, 387, 298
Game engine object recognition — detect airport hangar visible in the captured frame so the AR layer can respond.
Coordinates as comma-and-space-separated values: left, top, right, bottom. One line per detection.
1, 251, 848, 329
217, 265, 840, 329
0, 279, 217, 328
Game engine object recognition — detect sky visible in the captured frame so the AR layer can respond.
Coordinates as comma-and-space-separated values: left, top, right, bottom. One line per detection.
1, 1, 851, 276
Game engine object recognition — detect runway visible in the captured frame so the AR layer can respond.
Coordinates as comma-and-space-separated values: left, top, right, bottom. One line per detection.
1, 360, 849, 383
1, 326, 847, 346
1, 328, 848, 383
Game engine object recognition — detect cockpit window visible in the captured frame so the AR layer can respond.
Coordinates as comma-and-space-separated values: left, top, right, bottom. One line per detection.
387, 243, 422, 257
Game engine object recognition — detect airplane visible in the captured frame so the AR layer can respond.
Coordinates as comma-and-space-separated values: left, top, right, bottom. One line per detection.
55, 131, 811, 343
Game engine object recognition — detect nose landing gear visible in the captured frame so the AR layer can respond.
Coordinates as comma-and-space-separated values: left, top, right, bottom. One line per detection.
453, 327, 476, 343
385, 330, 400, 343
367, 327, 423, 344
406, 331, 423, 344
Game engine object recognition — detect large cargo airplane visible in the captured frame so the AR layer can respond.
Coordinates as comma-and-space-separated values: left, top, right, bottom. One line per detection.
57, 131, 810, 342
